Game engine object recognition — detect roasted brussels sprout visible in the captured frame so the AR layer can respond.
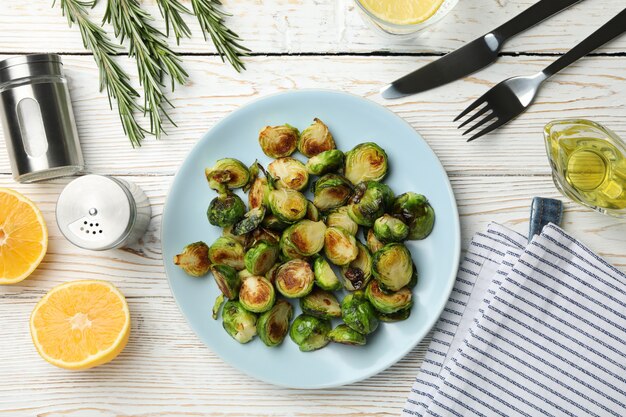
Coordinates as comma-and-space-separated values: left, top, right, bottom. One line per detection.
328, 324, 366, 346
344, 142, 388, 185
222, 225, 248, 246
205, 158, 250, 190
209, 236, 245, 270
306, 201, 320, 222
347, 181, 394, 227
239, 276, 276, 313
306, 149, 345, 176
324, 226, 358, 266
268, 188, 308, 223
261, 214, 290, 232
279, 233, 308, 261
312, 174, 353, 211
298, 118, 336, 157
212, 294, 225, 320
313, 256, 343, 291
210, 264, 242, 299
281, 220, 326, 257
341, 242, 373, 291
325, 206, 358, 236
377, 308, 411, 323
248, 227, 280, 247
275, 259, 315, 298
366, 280, 412, 314
173, 241, 210, 277
409, 262, 418, 289
373, 214, 409, 242
207, 191, 246, 227
366, 228, 384, 253
299, 288, 341, 319
257, 299, 294, 347
244, 240, 279, 275
391, 192, 435, 240
248, 176, 270, 209
268, 157, 309, 191
222, 300, 257, 343
238, 269, 254, 280
258, 124, 299, 158
372, 243, 413, 292
289, 314, 331, 352
341, 291, 379, 335
265, 263, 280, 283
233, 206, 266, 236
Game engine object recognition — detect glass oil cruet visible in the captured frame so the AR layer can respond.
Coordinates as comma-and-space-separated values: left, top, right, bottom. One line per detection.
544, 119, 626, 217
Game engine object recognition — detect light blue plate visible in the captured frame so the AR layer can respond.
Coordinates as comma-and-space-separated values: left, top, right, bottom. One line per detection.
162, 90, 460, 388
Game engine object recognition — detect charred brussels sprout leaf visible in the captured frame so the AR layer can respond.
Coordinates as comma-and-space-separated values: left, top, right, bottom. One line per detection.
328, 324, 366, 346
377, 308, 411, 323
239, 276, 276, 313
372, 243, 413, 292
248, 227, 281, 247
289, 314, 331, 352
313, 256, 343, 291
341, 291, 379, 335
281, 220, 326, 257
306, 201, 320, 222
212, 294, 225, 320
298, 118, 336, 157
344, 142, 388, 185
366, 228, 384, 253
312, 174, 353, 211
258, 124, 299, 158
341, 242, 373, 291
268, 157, 309, 191
233, 206, 266, 236
205, 158, 250, 190
248, 176, 270, 209
207, 192, 246, 227
268, 188, 308, 223
299, 288, 341, 319
373, 214, 409, 243
244, 240, 279, 275
173, 241, 210, 277
275, 259, 315, 298
306, 149, 345, 176
347, 181, 394, 227
257, 299, 294, 347
326, 206, 358, 236
209, 236, 245, 270
366, 280, 412, 314
324, 226, 359, 266
222, 300, 257, 343
391, 192, 435, 240
210, 264, 242, 299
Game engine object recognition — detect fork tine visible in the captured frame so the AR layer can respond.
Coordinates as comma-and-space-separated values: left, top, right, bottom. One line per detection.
457, 105, 491, 130
466, 118, 508, 142
454, 92, 489, 122
462, 112, 496, 136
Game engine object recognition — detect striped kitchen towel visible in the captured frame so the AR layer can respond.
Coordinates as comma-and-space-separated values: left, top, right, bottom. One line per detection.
403, 223, 626, 417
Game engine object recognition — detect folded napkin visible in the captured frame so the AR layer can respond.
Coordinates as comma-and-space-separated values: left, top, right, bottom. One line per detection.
403, 223, 626, 417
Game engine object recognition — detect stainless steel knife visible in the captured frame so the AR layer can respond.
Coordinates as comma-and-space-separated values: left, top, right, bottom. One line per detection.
381, 0, 586, 99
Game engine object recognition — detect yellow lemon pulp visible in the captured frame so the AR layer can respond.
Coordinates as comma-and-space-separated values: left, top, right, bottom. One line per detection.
359, 0, 445, 25
30, 280, 131, 370
0, 188, 48, 284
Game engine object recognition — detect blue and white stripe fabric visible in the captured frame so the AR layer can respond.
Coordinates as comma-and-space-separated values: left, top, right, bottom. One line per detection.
403, 222, 626, 417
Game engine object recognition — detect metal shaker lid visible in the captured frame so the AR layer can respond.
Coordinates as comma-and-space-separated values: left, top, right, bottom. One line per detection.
56, 175, 136, 251
0, 54, 64, 84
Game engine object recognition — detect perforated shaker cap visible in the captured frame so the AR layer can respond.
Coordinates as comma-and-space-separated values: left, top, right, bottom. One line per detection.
56, 175, 136, 250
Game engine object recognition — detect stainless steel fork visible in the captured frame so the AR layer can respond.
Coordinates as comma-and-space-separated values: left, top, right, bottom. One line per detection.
455, 8, 626, 142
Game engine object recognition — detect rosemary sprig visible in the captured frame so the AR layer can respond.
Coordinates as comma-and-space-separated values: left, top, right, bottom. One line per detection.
56, 0, 146, 147
104, 0, 188, 138
191, 0, 250, 72
155, 0, 192, 45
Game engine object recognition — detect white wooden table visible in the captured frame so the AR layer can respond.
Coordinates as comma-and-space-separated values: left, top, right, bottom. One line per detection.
1, 1, 625, 416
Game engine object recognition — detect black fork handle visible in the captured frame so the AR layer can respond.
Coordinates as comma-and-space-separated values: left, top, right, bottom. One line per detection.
543, 8, 626, 78
493, 0, 585, 41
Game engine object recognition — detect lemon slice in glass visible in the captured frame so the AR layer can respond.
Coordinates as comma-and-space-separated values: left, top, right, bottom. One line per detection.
359, 0, 445, 25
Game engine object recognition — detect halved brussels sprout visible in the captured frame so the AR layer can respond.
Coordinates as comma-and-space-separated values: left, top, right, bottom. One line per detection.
268, 188, 308, 223
373, 214, 409, 242
366, 228, 384, 253
268, 157, 309, 191
242, 160, 260, 193
210, 264, 242, 299
209, 236, 245, 270
312, 174, 353, 211
173, 241, 210, 277
341, 291, 379, 335
324, 226, 358, 266
372, 243, 413, 292
377, 308, 411, 323
325, 206, 358, 236
340, 242, 373, 291
306, 149, 345, 176
306, 201, 320, 222
261, 214, 290, 232
248, 176, 270, 209
299, 288, 341, 319
344, 142, 388, 185
205, 158, 250, 190
275, 259, 315, 298
222, 300, 257, 343
279, 233, 308, 261
212, 294, 225, 320
244, 240, 279, 275
265, 263, 280, 283
313, 256, 342, 291
257, 299, 294, 347
281, 220, 326, 257
347, 181, 394, 227
328, 324, 366, 346
366, 280, 412, 314
298, 118, 336, 157
289, 314, 331, 352
233, 206, 266, 236
391, 192, 435, 240
207, 191, 246, 228
258, 124, 299, 158
239, 276, 276, 313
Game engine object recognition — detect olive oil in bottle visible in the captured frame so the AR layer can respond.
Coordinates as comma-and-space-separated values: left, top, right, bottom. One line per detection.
544, 119, 626, 217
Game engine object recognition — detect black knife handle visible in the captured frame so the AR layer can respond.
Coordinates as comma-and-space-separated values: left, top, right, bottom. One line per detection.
493, 0, 584, 41
543, 8, 626, 78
